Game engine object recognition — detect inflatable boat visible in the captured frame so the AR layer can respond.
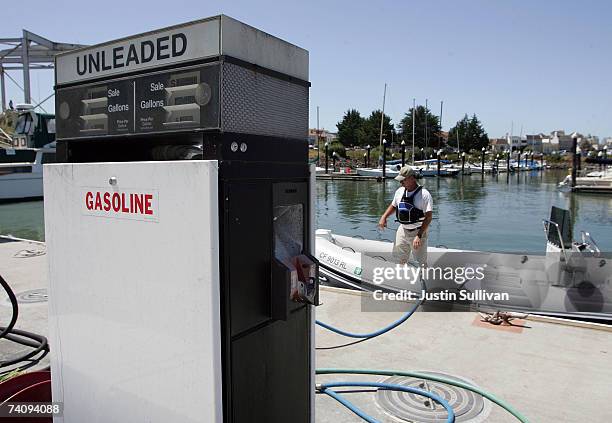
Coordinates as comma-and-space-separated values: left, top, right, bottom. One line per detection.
315, 207, 612, 321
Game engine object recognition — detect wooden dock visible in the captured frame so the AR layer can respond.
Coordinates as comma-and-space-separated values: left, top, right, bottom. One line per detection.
1, 237, 611, 422
572, 185, 612, 194
316, 173, 383, 181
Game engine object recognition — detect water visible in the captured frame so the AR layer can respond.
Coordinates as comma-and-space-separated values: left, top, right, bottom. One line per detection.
1, 170, 611, 252
316, 170, 612, 253
0, 200, 45, 241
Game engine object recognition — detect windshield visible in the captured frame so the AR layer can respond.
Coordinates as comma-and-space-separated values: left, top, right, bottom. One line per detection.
14, 113, 33, 135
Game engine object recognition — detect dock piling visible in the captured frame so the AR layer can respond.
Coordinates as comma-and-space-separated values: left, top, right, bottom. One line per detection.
481, 147, 485, 174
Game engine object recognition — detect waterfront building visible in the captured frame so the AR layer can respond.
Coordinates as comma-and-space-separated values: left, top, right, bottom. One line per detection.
308, 128, 338, 147
526, 134, 545, 152
550, 130, 575, 152
506, 134, 526, 151
489, 137, 508, 152
541, 135, 558, 154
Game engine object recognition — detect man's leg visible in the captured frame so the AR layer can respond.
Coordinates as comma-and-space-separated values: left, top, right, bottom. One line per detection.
412, 233, 428, 266
393, 227, 412, 264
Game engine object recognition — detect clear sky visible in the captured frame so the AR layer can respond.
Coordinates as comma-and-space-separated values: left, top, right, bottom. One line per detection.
3, 0, 611, 139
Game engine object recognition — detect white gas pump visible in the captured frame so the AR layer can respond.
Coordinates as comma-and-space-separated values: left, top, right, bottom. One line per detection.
46, 15, 316, 423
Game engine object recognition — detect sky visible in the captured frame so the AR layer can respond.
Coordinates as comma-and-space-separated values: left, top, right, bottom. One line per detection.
2, 0, 611, 140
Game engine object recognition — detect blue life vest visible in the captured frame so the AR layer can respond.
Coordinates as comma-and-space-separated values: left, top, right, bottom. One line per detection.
396, 186, 425, 226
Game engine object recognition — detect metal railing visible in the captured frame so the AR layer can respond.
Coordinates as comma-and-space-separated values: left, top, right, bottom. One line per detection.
542, 219, 568, 262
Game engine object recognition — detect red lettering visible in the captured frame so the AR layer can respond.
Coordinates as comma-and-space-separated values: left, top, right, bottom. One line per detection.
95, 192, 103, 210
86, 190, 154, 217
85, 192, 93, 210
144, 194, 153, 215
134, 194, 144, 214
103, 192, 111, 211
112, 193, 121, 212
121, 193, 130, 213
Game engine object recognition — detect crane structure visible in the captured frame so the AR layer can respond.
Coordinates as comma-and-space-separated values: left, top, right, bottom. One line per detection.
0, 30, 85, 112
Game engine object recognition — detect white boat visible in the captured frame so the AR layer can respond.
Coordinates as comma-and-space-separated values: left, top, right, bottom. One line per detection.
444, 163, 471, 175
315, 206, 612, 320
356, 165, 400, 178
584, 169, 612, 178
413, 160, 459, 177
0, 144, 56, 202
416, 166, 459, 177
558, 170, 612, 193
467, 162, 494, 173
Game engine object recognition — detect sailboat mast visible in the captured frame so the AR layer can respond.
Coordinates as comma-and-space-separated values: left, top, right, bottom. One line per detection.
412, 98, 415, 165
438, 100, 443, 150
379, 83, 387, 150
425, 98, 428, 155
457, 128, 460, 153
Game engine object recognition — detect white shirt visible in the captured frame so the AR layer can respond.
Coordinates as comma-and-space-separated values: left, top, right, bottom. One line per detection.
391, 186, 433, 230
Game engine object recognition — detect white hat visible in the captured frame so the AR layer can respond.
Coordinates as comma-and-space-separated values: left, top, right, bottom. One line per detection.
394, 165, 419, 181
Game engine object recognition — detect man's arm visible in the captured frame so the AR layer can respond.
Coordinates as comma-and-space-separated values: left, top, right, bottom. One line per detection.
378, 204, 396, 229
413, 211, 432, 249
417, 211, 433, 238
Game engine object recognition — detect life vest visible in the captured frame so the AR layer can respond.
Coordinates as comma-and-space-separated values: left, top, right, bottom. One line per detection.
396, 186, 425, 227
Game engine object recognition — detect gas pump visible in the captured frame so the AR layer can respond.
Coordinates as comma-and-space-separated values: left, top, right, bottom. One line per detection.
44, 15, 317, 423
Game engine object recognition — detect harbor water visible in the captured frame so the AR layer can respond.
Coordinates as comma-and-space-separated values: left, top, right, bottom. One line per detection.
317, 169, 612, 253
1, 170, 611, 252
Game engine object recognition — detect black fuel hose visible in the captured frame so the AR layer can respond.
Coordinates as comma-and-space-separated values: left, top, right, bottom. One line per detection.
0, 273, 49, 372
0, 274, 18, 340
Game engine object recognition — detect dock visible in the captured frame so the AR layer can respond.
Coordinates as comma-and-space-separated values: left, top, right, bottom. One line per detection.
0, 237, 49, 372
1, 237, 611, 422
572, 185, 612, 194
316, 173, 382, 181
316, 286, 612, 422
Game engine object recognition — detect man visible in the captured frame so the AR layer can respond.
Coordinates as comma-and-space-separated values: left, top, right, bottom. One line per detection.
378, 165, 433, 265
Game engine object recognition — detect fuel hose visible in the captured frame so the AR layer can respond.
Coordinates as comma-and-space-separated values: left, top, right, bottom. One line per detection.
315, 275, 424, 340
316, 369, 529, 423
318, 381, 455, 423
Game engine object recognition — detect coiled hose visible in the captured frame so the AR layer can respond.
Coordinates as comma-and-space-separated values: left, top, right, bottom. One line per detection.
318, 381, 455, 423
313, 271, 529, 422
0, 273, 49, 376
317, 369, 529, 423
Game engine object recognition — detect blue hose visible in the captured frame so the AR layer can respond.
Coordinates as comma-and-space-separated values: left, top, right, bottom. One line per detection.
319, 381, 455, 423
315, 280, 424, 338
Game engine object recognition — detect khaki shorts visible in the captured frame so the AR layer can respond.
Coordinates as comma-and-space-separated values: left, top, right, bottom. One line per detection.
393, 227, 428, 265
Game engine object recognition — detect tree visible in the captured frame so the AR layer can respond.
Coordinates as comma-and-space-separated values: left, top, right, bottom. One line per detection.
448, 114, 489, 153
328, 141, 346, 158
398, 105, 442, 151
336, 109, 366, 146
362, 110, 395, 147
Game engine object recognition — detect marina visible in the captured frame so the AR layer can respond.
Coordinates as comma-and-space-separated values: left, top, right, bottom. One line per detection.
1, 237, 611, 422
3, 170, 612, 249
0, 5, 611, 423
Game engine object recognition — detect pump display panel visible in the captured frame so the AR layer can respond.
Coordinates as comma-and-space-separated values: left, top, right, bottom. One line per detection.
56, 63, 219, 139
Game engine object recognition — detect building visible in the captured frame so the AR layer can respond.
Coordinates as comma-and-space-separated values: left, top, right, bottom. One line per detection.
489, 137, 509, 152
541, 135, 558, 154
587, 135, 599, 145
508, 135, 527, 151
525, 134, 545, 152
549, 130, 574, 152
308, 128, 337, 147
